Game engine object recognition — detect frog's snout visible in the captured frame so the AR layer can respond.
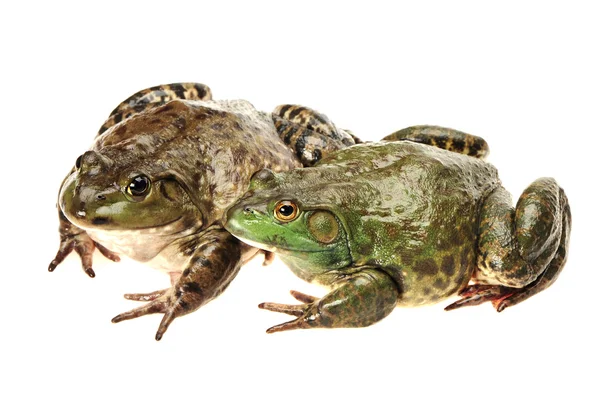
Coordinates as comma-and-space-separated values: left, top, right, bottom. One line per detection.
62, 182, 116, 227
224, 203, 266, 234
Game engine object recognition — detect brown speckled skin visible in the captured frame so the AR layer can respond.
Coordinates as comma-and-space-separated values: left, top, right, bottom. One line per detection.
49, 83, 358, 340
225, 133, 571, 332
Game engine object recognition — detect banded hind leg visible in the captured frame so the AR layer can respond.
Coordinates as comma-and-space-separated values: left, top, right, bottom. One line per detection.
97, 82, 212, 135
446, 178, 571, 312
273, 105, 359, 166
382, 125, 490, 158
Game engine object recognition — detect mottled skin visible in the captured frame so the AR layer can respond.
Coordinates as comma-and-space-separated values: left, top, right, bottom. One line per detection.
225, 132, 570, 332
49, 83, 359, 340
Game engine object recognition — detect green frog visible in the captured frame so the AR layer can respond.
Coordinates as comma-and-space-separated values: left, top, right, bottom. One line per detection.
225, 127, 571, 333
49, 82, 358, 340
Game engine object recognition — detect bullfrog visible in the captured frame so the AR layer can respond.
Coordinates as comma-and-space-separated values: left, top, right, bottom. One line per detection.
48, 82, 358, 340
224, 127, 571, 333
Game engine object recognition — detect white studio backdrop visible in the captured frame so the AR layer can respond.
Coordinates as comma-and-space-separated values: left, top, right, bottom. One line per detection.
1, 1, 597, 398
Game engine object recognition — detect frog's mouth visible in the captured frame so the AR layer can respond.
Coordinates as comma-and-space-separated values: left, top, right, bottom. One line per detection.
82, 215, 185, 231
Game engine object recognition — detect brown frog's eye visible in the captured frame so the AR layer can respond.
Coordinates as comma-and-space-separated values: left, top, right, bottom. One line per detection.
75, 155, 83, 169
127, 175, 151, 197
274, 200, 299, 222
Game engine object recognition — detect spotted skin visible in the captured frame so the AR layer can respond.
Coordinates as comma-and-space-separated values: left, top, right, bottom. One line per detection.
446, 179, 571, 311
49, 82, 360, 340
382, 125, 490, 159
273, 104, 358, 166
97, 83, 212, 135
225, 135, 571, 332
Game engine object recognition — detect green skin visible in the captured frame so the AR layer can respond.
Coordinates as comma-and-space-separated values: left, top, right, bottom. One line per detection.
49, 82, 358, 340
225, 135, 571, 333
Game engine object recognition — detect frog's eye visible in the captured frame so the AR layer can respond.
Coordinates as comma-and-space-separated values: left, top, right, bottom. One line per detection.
127, 175, 151, 197
75, 155, 83, 170
274, 200, 299, 222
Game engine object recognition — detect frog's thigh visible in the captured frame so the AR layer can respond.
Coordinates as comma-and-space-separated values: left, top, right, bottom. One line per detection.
98, 82, 212, 135
272, 104, 357, 166
313, 268, 399, 329
477, 179, 569, 289
382, 125, 490, 158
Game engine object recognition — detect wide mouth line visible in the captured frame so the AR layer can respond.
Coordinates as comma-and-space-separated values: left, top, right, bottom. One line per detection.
86, 216, 184, 231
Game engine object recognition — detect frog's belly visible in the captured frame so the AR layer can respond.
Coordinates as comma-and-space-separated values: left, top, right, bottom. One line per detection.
87, 229, 192, 274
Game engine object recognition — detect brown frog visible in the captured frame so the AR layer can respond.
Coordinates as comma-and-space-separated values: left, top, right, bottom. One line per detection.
49, 82, 357, 340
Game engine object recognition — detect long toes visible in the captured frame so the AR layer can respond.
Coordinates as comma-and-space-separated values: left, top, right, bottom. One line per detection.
48, 241, 75, 272
289, 290, 319, 304
124, 289, 168, 302
446, 285, 515, 311
155, 310, 176, 341
265, 317, 308, 334
492, 291, 525, 312
112, 301, 165, 323
458, 284, 497, 296
74, 245, 95, 278
95, 243, 121, 262
258, 302, 307, 316
445, 293, 496, 310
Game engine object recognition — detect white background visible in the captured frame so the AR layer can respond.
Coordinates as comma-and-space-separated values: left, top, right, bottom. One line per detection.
2, 1, 598, 398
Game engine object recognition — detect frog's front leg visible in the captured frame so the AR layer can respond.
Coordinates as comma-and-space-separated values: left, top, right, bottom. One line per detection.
272, 105, 358, 166
446, 178, 571, 312
48, 209, 120, 277
259, 268, 398, 333
111, 229, 245, 341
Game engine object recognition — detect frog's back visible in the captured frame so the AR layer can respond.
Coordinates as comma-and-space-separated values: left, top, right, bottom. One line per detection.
291, 141, 500, 306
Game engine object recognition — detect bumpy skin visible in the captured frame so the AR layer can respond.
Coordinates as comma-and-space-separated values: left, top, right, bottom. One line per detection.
225, 134, 570, 333
49, 82, 359, 340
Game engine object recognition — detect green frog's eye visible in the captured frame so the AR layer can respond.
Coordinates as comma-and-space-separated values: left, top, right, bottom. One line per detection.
127, 175, 151, 197
274, 200, 299, 222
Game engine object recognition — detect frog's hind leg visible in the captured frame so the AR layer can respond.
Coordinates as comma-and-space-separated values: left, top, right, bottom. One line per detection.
97, 82, 212, 135
273, 105, 359, 166
382, 125, 490, 159
445, 178, 571, 312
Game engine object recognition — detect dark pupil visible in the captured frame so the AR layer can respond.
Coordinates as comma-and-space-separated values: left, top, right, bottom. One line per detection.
279, 205, 294, 216
129, 176, 148, 195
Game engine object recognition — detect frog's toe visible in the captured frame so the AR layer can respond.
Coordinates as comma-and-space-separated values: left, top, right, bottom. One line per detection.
113, 285, 205, 340
258, 301, 308, 316
123, 289, 169, 302
49, 233, 120, 278
445, 284, 515, 311
94, 242, 121, 262
259, 290, 323, 333
265, 317, 311, 334
289, 290, 319, 304
262, 250, 276, 266
111, 299, 167, 324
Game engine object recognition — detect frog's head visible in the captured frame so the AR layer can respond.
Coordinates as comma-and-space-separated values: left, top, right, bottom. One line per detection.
59, 148, 201, 232
225, 169, 351, 276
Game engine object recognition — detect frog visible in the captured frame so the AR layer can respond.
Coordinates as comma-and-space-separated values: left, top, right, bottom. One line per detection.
48, 82, 359, 340
224, 126, 571, 333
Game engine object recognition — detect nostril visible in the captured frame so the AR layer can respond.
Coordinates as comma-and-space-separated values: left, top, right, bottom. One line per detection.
243, 207, 252, 213
96, 194, 106, 201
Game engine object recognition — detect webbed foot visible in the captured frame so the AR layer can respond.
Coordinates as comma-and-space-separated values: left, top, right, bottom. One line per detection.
112, 285, 200, 341
259, 269, 398, 333
259, 290, 323, 333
